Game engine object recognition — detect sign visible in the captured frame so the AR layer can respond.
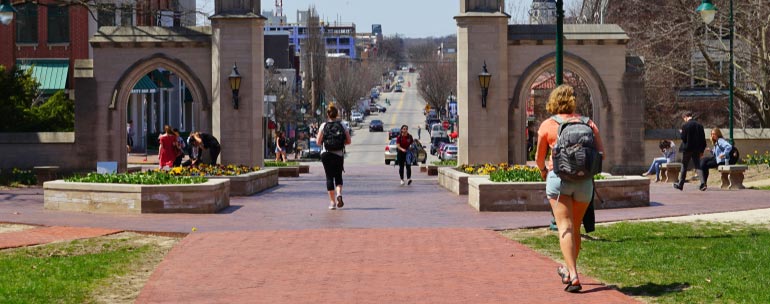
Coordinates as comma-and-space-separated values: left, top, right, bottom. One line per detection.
449, 100, 457, 117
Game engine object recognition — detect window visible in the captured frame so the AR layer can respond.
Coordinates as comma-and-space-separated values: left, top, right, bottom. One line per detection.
98, 4, 116, 27
339, 38, 350, 45
15, 2, 37, 43
47, 5, 69, 43
120, 5, 133, 26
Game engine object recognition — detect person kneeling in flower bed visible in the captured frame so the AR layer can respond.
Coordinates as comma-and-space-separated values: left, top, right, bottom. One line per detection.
163, 164, 261, 177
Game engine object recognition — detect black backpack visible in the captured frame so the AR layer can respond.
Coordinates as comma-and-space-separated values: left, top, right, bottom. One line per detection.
728, 145, 739, 165
551, 115, 602, 181
322, 121, 346, 151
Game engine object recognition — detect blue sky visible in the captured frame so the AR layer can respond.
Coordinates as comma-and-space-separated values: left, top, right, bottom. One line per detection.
197, 1, 581, 38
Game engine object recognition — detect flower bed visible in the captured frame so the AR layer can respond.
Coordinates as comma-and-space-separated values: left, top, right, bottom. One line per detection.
67, 171, 207, 184
166, 164, 261, 177
160, 164, 277, 196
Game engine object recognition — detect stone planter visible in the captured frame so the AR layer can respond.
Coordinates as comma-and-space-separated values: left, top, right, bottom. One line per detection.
44, 179, 230, 214
468, 176, 650, 212
426, 165, 442, 176
208, 168, 278, 196
438, 167, 488, 195
276, 166, 300, 177
298, 165, 310, 174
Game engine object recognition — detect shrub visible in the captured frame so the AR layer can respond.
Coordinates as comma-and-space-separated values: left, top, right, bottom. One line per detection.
65, 171, 206, 185
489, 165, 542, 182
431, 160, 457, 166
264, 161, 299, 167
0, 168, 37, 186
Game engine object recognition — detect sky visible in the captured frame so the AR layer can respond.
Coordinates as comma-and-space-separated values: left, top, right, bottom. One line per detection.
197, 1, 582, 38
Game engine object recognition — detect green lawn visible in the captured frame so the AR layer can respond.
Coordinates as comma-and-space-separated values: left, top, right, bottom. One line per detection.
503, 222, 770, 303
0, 237, 152, 303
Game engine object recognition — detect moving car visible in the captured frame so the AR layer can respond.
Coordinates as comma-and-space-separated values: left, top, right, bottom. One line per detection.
302, 139, 321, 159
375, 104, 387, 113
351, 111, 364, 123
393, 84, 403, 92
440, 145, 458, 161
384, 138, 428, 165
369, 119, 384, 132
425, 118, 440, 131
430, 137, 451, 155
388, 128, 400, 139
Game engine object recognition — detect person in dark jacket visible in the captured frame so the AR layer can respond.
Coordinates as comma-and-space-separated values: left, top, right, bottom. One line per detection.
674, 112, 707, 191
190, 131, 221, 165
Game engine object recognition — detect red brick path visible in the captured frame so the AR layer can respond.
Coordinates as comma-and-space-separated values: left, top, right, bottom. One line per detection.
0, 226, 121, 249
137, 228, 638, 304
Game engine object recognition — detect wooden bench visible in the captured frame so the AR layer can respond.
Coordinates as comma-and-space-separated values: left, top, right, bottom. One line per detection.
718, 165, 748, 190
660, 163, 682, 183
33, 166, 59, 186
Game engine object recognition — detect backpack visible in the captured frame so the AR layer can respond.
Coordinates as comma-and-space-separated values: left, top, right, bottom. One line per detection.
322, 121, 346, 151
551, 115, 602, 181
728, 145, 739, 165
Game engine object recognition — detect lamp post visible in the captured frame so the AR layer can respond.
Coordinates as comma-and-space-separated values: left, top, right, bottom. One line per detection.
555, 0, 564, 85
228, 63, 242, 109
478, 62, 491, 108
697, 0, 733, 144
0, 0, 16, 26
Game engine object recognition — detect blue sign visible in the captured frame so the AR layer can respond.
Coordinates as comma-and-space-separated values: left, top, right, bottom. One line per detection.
449, 100, 458, 117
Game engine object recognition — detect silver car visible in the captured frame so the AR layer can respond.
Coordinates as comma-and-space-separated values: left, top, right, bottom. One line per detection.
384, 138, 427, 165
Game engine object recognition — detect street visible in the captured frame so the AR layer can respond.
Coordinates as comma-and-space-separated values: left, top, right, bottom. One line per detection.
343, 72, 439, 165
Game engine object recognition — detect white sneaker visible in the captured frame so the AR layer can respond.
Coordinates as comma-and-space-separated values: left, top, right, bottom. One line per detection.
400, 180, 405, 186
329, 203, 336, 210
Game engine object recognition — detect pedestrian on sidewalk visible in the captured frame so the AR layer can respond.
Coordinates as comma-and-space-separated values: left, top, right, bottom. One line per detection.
158, 125, 180, 169
535, 85, 605, 293
674, 112, 707, 191
396, 124, 415, 186
417, 125, 421, 140
317, 104, 351, 210
275, 131, 288, 162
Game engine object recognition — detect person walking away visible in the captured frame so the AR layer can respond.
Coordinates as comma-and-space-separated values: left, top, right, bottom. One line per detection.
699, 128, 732, 190
158, 125, 180, 169
417, 125, 421, 140
396, 125, 415, 186
642, 140, 676, 182
190, 131, 221, 165
317, 104, 351, 210
673, 112, 707, 191
535, 85, 604, 293
275, 131, 287, 162
127, 120, 134, 153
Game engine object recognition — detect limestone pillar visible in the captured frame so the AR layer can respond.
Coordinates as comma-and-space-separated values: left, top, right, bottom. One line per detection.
455, 3, 509, 165
210, 5, 265, 166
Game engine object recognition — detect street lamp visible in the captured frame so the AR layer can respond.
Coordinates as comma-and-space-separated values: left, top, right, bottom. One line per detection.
0, 0, 17, 25
478, 62, 491, 108
697, 0, 734, 144
228, 63, 242, 109
555, 0, 564, 85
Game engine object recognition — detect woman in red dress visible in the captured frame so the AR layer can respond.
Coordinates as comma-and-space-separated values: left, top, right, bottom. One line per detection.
158, 125, 179, 169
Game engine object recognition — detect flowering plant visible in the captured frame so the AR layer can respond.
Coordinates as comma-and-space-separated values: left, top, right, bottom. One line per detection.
458, 163, 512, 175
744, 150, 770, 166
163, 164, 261, 177
66, 171, 206, 185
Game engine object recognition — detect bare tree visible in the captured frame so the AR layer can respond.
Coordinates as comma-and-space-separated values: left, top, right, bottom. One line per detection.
301, 7, 326, 114
417, 60, 456, 119
377, 34, 407, 66
609, 0, 770, 128
325, 59, 376, 121
407, 42, 438, 64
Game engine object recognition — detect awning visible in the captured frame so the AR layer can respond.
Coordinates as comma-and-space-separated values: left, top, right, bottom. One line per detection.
151, 70, 174, 89
131, 75, 159, 94
16, 59, 69, 94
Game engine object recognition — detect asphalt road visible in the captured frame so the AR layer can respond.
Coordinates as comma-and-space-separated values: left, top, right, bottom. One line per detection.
344, 72, 439, 165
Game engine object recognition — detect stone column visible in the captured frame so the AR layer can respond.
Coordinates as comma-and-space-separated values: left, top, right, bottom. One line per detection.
455, 5, 510, 165
210, 15, 266, 167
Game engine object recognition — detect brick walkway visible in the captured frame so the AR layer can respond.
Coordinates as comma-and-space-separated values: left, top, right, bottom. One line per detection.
136, 228, 637, 304
0, 226, 121, 249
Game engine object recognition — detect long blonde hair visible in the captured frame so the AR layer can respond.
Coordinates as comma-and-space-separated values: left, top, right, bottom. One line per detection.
545, 84, 576, 115
711, 127, 724, 145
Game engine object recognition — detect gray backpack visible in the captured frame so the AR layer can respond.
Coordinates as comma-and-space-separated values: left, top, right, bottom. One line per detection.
551, 115, 602, 181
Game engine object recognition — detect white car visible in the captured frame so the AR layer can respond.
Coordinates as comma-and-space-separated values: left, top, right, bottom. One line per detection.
351, 112, 364, 123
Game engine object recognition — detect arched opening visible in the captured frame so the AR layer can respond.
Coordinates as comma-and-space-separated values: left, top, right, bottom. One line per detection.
508, 52, 609, 164
112, 53, 210, 169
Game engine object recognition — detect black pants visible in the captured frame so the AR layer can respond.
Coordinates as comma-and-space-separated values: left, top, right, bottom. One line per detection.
321, 152, 344, 191
678, 151, 704, 187
208, 146, 221, 165
700, 156, 725, 184
397, 151, 411, 180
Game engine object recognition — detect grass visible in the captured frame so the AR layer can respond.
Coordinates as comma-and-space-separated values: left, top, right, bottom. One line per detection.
431, 160, 457, 166
264, 161, 300, 167
502, 222, 770, 303
0, 237, 154, 303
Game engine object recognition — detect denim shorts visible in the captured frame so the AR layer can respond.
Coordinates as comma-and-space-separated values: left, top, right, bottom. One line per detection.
545, 171, 594, 203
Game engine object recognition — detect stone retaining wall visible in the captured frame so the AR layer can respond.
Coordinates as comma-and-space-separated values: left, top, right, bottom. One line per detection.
438, 167, 487, 195
468, 176, 649, 212
208, 168, 278, 196
43, 179, 230, 214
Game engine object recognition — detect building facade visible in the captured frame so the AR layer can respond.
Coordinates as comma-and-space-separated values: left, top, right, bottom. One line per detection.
263, 10, 357, 58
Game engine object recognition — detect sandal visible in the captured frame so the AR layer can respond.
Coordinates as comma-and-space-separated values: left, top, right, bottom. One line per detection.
564, 277, 582, 293
556, 266, 570, 284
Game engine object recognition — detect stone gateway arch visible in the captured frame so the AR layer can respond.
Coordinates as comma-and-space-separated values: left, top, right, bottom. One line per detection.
455, 0, 645, 173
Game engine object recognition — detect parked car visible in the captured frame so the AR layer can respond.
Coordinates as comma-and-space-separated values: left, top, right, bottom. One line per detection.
397, 75, 405, 83
384, 138, 427, 165
440, 145, 458, 161
369, 104, 379, 113
430, 137, 451, 155
302, 139, 321, 159
369, 119, 384, 132
340, 120, 352, 135
388, 128, 400, 139
375, 104, 387, 113
351, 111, 364, 123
